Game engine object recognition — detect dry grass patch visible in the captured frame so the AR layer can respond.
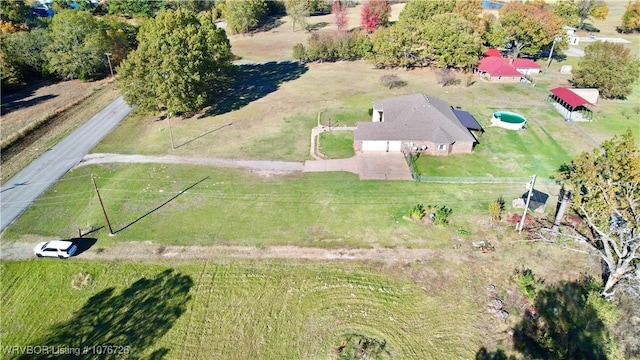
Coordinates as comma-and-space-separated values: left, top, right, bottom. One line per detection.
1, 80, 120, 184
1, 79, 110, 143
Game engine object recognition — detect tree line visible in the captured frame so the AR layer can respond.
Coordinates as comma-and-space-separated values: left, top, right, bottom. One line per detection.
2, 0, 639, 104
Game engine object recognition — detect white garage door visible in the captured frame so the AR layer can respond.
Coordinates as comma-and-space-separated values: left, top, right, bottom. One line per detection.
362, 141, 388, 152
361, 141, 402, 152
388, 141, 402, 152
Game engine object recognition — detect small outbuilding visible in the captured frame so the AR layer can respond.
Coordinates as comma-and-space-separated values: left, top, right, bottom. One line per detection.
549, 87, 596, 121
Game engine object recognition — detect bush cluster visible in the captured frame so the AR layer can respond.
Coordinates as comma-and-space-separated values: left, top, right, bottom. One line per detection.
293, 31, 372, 63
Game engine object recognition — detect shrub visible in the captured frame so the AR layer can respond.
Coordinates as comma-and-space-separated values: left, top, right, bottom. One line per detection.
301, 31, 372, 63
292, 43, 306, 62
379, 74, 407, 89
512, 267, 544, 303
435, 68, 459, 87
433, 205, 453, 226
488, 196, 505, 224
409, 203, 425, 221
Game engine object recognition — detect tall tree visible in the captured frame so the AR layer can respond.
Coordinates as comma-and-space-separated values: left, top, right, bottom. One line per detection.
332, 0, 348, 32
423, 13, 483, 70
499, 2, 564, 59
0, 0, 32, 24
367, 25, 418, 68
107, 0, 165, 18
482, 13, 505, 48
0, 50, 23, 87
552, 130, 640, 301
117, 9, 234, 115
45, 10, 111, 80
551, 0, 581, 28
217, 0, 267, 34
577, 0, 609, 29
165, 0, 216, 12
398, 0, 455, 25
619, 0, 640, 33
360, 0, 390, 32
99, 16, 138, 67
2, 27, 51, 78
453, 0, 484, 34
571, 41, 640, 99
285, 0, 310, 31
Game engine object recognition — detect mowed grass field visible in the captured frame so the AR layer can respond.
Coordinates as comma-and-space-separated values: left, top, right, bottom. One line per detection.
0, 260, 483, 359
1, 247, 600, 360
2, 163, 553, 248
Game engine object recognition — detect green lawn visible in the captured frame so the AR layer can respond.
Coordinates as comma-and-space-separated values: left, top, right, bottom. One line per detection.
2, 163, 547, 248
415, 114, 574, 178
1, 259, 485, 359
318, 131, 355, 159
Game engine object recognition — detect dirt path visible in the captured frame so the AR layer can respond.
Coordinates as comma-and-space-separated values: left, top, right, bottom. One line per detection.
79, 153, 304, 175
1, 240, 460, 265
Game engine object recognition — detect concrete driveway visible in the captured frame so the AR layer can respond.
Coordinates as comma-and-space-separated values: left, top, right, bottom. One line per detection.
304, 152, 413, 180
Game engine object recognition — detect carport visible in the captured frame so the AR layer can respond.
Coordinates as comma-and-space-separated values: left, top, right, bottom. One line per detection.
549, 87, 595, 121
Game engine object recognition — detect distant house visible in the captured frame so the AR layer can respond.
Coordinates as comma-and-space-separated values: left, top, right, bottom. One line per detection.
476, 50, 542, 81
354, 94, 482, 155
475, 57, 523, 82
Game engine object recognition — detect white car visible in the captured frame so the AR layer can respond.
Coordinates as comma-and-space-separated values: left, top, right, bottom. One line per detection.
34, 240, 77, 259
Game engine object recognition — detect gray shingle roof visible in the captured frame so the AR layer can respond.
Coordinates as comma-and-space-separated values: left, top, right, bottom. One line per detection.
355, 94, 477, 143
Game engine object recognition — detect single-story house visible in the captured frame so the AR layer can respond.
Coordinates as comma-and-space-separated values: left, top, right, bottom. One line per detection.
512, 58, 541, 75
475, 56, 523, 82
354, 94, 482, 155
549, 87, 596, 121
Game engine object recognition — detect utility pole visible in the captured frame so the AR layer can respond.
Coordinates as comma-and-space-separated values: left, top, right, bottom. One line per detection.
519, 174, 537, 233
167, 113, 175, 150
92, 174, 113, 235
105, 52, 114, 78
551, 187, 571, 234
546, 36, 560, 71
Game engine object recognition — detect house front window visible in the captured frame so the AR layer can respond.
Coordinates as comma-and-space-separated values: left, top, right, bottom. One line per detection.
438, 144, 447, 151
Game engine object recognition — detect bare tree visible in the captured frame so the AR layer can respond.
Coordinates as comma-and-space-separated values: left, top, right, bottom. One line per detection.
540, 130, 639, 301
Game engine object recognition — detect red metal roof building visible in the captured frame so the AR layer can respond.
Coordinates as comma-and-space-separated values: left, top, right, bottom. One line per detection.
476, 57, 523, 82
549, 87, 595, 121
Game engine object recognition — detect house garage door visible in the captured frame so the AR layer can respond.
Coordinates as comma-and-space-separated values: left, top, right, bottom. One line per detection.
362, 141, 402, 152
361, 141, 388, 152
388, 141, 402, 152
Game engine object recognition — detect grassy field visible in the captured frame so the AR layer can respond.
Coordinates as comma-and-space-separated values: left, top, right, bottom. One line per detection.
0, 248, 602, 360
1, 4, 637, 359
318, 131, 355, 159
0, 260, 483, 359
2, 163, 557, 249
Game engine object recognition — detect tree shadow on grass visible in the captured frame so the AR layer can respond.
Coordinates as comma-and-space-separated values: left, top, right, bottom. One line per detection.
0, 94, 58, 116
204, 61, 308, 117
477, 276, 609, 359
18, 269, 193, 360
512, 278, 608, 360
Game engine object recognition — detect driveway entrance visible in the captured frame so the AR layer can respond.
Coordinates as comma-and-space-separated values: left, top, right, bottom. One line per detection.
304, 152, 413, 181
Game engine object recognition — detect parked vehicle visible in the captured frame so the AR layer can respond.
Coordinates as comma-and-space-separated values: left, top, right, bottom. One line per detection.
34, 240, 77, 259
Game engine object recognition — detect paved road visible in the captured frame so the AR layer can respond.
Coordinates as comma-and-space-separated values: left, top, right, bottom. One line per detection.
0, 96, 133, 232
